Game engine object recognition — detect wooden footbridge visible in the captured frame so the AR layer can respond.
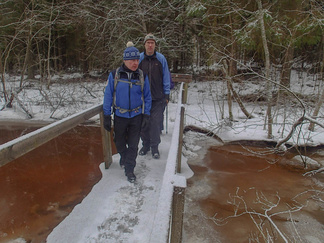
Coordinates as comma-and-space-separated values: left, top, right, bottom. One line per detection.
0, 74, 192, 243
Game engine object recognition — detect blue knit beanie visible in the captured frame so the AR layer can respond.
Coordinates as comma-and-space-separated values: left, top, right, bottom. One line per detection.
123, 41, 140, 60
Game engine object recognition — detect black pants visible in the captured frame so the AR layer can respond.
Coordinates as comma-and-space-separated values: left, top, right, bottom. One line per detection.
113, 114, 142, 174
141, 99, 165, 149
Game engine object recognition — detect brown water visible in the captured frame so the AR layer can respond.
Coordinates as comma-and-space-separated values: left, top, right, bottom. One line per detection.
0, 125, 114, 243
184, 144, 324, 243
2, 127, 324, 243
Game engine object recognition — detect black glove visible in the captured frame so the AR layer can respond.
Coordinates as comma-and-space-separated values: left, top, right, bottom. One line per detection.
165, 94, 170, 104
104, 115, 111, 132
141, 114, 150, 131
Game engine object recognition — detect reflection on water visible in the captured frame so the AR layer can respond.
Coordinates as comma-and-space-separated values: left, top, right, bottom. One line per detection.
0, 125, 112, 243
184, 145, 324, 243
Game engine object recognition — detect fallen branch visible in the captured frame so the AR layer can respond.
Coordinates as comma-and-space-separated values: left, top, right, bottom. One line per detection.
14, 93, 33, 118
211, 188, 305, 243
304, 167, 324, 176
184, 125, 224, 144
275, 115, 324, 149
81, 84, 97, 98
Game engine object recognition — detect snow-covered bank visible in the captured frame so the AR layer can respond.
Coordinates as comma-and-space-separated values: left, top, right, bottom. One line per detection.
1, 70, 324, 148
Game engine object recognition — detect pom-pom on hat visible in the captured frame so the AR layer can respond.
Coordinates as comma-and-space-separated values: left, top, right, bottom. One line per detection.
144, 33, 157, 44
123, 41, 140, 60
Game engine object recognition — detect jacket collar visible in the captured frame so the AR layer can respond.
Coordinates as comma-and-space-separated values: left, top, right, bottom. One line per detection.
144, 51, 156, 59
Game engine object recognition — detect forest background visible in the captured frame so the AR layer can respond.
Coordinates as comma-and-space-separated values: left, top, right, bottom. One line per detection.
0, 0, 323, 140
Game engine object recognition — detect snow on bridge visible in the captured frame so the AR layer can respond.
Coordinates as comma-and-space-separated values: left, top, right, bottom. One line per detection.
47, 86, 193, 243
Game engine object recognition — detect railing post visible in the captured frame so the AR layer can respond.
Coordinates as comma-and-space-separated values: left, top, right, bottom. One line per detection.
176, 81, 187, 174
100, 112, 112, 169
170, 186, 185, 243
176, 105, 185, 174
182, 82, 188, 104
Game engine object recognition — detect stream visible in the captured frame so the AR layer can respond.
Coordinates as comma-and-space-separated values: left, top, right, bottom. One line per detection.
183, 144, 324, 243
1, 126, 323, 242
0, 125, 107, 243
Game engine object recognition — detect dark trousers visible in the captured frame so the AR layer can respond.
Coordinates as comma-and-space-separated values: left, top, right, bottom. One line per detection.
113, 114, 142, 174
141, 99, 165, 149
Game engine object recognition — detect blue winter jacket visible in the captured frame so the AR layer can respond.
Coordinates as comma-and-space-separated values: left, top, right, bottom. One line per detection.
103, 64, 152, 118
139, 51, 170, 100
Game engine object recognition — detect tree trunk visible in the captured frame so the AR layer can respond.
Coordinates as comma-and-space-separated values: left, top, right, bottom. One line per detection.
280, 44, 294, 88
308, 34, 324, 131
46, 0, 55, 88
20, 26, 33, 88
222, 60, 253, 119
0, 50, 8, 104
1, 38, 16, 105
229, 14, 238, 77
308, 87, 324, 131
223, 59, 233, 121
257, 0, 273, 139
27, 46, 35, 79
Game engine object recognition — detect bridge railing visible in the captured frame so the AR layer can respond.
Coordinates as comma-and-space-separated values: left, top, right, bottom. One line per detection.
0, 104, 113, 168
151, 73, 192, 243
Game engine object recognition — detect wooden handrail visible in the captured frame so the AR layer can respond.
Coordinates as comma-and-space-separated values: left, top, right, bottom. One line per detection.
0, 104, 107, 167
171, 73, 192, 84
171, 73, 192, 105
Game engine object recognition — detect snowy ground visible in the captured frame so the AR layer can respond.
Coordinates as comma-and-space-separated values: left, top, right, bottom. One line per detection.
1, 70, 324, 242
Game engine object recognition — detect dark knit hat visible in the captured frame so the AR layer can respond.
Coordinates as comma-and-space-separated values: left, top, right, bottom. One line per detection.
144, 33, 157, 44
123, 41, 140, 60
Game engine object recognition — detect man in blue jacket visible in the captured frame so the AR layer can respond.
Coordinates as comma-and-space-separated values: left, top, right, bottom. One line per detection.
139, 33, 170, 159
103, 42, 152, 183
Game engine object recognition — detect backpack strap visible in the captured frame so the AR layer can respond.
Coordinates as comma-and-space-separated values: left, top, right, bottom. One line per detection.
113, 67, 120, 112
138, 69, 145, 114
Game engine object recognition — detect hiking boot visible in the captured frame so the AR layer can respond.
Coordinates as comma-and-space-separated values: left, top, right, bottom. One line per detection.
126, 172, 136, 183
151, 147, 160, 159
139, 146, 150, 155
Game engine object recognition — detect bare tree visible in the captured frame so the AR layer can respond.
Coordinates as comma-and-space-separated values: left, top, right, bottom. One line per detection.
19, 0, 35, 88
256, 0, 273, 139
308, 34, 324, 131
222, 59, 254, 119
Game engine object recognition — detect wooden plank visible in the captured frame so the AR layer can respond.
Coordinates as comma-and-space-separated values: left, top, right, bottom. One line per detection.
170, 186, 186, 243
171, 73, 192, 83
0, 104, 102, 167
